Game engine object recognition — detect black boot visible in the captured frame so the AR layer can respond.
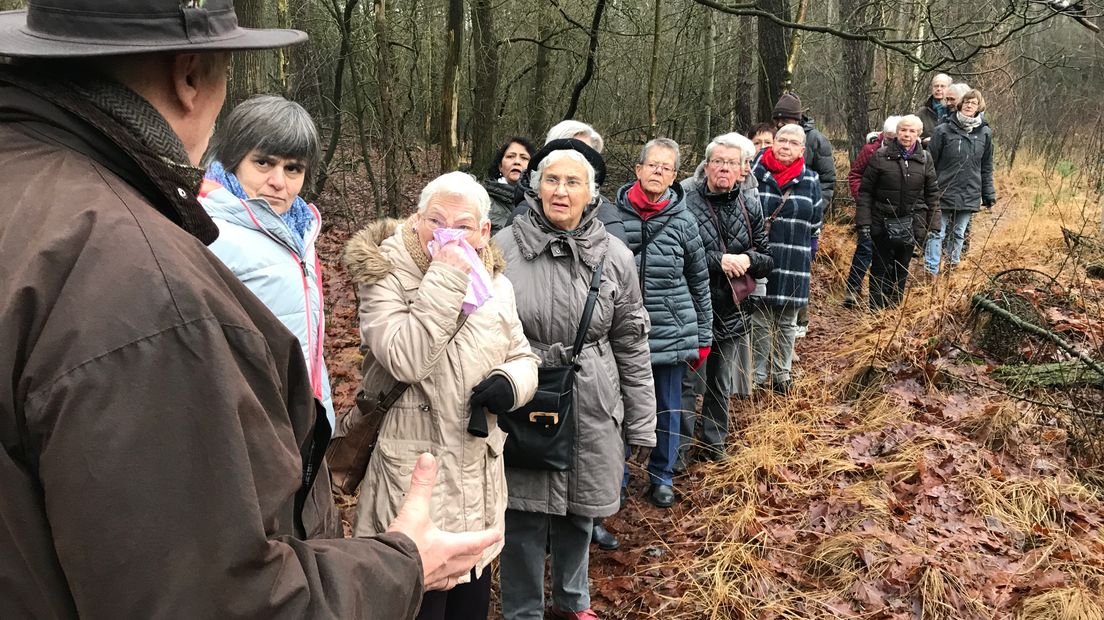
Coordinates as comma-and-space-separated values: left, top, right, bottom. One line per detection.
591, 518, 620, 551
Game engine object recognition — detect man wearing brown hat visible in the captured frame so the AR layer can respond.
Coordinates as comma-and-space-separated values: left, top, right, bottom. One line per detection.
0, 1, 497, 618
771, 92, 836, 210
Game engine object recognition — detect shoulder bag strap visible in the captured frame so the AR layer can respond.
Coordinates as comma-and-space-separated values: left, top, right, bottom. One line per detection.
768, 188, 793, 223
702, 201, 728, 251
371, 312, 471, 415
735, 193, 754, 239
632, 214, 679, 256
568, 258, 607, 365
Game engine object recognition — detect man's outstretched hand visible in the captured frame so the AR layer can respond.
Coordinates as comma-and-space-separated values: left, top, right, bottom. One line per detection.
386, 453, 501, 591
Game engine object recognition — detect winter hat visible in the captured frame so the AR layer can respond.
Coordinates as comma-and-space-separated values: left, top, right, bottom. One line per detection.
527, 138, 607, 187
772, 93, 803, 121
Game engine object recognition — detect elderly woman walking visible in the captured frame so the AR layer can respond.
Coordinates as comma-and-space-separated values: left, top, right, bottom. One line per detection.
344, 171, 539, 620
200, 95, 337, 430
749, 124, 824, 394
923, 89, 995, 275
495, 141, 656, 620
856, 115, 940, 310
679, 133, 773, 465
484, 136, 534, 235
614, 138, 712, 508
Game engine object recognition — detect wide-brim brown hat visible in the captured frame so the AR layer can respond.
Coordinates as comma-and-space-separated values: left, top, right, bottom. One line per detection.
0, 0, 306, 58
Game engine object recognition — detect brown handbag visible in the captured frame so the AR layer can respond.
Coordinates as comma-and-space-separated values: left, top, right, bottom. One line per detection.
705, 194, 756, 303
326, 314, 469, 497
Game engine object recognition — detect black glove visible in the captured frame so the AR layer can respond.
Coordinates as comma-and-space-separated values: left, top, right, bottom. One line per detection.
857, 226, 871, 242
982, 197, 996, 209
468, 375, 515, 437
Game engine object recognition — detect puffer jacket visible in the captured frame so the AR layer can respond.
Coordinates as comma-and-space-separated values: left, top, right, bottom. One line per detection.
929, 114, 995, 213
483, 178, 516, 235
681, 168, 774, 340
614, 181, 712, 365
495, 199, 657, 518
856, 142, 941, 240
800, 116, 836, 206
751, 154, 824, 308
344, 219, 539, 581
200, 186, 335, 429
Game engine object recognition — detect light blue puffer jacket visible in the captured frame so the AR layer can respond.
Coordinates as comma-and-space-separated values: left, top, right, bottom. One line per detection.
200, 186, 335, 431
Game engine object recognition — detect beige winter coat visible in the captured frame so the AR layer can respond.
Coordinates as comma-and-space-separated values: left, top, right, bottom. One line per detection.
344, 220, 538, 580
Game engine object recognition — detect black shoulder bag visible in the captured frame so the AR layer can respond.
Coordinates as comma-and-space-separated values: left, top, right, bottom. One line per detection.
498, 258, 606, 471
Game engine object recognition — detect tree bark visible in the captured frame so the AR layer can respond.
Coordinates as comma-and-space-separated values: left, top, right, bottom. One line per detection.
563, 0, 608, 121
439, 0, 464, 172
756, 0, 791, 122
646, 0, 662, 139
310, 0, 361, 200
694, 7, 716, 155
372, 0, 401, 215
225, 0, 269, 113
839, 0, 875, 162
470, 0, 499, 179
527, 3, 553, 140
733, 16, 755, 130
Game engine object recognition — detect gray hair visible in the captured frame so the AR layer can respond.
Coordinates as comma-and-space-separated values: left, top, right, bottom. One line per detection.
416, 171, 491, 223
883, 115, 902, 135
205, 95, 321, 184
932, 73, 953, 86
704, 132, 756, 163
775, 123, 806, 144
545, 120, 605, 153
638, 138, 681, 171
947, 83, 971, 100
896, 114, 923, 131
532, 150, 598, 203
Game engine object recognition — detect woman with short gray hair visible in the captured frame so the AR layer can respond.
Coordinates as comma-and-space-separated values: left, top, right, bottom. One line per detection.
199, 95, 335, 428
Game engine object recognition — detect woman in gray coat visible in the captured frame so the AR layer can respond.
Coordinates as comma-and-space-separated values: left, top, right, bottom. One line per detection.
494, 142, 657, 620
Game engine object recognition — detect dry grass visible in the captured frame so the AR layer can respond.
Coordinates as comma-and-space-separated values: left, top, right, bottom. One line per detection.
918, 563, 987, 620
806, 532, 888, 589
1017, 587, 1104, 620
964, 476, 1096, 537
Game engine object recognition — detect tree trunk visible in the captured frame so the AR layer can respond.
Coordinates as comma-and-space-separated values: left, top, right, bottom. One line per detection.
993, 361, 1104, 388
694, 7, 716, 155
310, 0, 361, 201
527, 3, 553, 140
372, 0, 402, 215
470, 0, 499, 179
440, 0, 463, 172
646, 0, 662, 139
563, 0, 608, 121
733, 16, 755, 130
839, 0, 875, 162
756, 0, 791, 122
226, 0, 269, 113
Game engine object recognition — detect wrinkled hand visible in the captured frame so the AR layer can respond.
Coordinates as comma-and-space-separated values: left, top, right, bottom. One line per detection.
628, 444, 652, 466
720, 253, 751, 277
386, 454, 501, 591
857, 226, 871, 242
433, 242, 472, 274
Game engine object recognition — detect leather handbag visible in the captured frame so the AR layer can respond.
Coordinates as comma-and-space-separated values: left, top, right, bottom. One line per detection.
497, 258, 606, 471
705, 195, 756, 303
882, 213, 915, 249
327, 314, 468, 496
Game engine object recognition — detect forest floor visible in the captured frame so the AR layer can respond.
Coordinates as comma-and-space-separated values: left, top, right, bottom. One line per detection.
322, 155, 1104, 619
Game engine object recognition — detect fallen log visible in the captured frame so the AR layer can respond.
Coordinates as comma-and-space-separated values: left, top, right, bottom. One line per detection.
1087, 263, 1104, 279
971, 294, 1104, 381
992, 361, 1104, 388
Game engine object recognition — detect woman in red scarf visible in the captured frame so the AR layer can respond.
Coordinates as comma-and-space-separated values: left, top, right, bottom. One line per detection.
748, 124, 825, 394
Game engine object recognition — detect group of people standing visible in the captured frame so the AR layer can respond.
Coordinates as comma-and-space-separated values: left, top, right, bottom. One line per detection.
844, 73, 997, 311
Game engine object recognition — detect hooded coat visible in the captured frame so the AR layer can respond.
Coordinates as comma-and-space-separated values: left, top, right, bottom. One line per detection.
614, 181, 712, 365
681, 167, 774, 340
929, 114, 996, 213
494, 199, 657, 518
343, 219, 539, 581
0, 69, 422, 619
799, 116, 837, 206
917, 95, 948, 141
483, 177, 517, 235
200, 185, 335, 429
855, 141, 941, 240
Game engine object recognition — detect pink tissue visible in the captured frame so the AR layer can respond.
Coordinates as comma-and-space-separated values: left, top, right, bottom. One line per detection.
428, 228, 494, 314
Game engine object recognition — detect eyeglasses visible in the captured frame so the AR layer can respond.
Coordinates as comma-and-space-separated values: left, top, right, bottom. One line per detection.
707, 158, 749, 168
423, 215, 476, 233
541, 175, 586, 191
774, 138, 803, 147
641, 162, 675, 174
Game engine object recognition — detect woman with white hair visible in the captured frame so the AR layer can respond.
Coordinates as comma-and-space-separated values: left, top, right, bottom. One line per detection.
343, 171, 539, 619
855, 115, 940, 309
495, 141, 657, 620
749, 123, 824, 394
200, 95, 337, 429
843, 115, 900, 308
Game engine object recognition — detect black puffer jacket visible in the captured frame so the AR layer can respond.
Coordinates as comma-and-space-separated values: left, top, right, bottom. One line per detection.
800, 116, 836, 206
483, 178, 516, 235
614, 181, 712, 366
681, 168, 773, 340
856, 142, 940, 241
929, 114, 995, 213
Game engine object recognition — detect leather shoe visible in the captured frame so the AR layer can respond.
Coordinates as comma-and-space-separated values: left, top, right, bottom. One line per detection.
591, 523, 620, 551
647, 484, 674, 508
771, 378, 793, 395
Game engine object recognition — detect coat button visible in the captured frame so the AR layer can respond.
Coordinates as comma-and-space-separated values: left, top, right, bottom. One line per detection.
419, 404, 431, 412
177, 187, 188, 198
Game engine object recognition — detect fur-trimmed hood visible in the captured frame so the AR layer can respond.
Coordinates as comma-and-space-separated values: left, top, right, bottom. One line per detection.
343, 217, 507, 286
